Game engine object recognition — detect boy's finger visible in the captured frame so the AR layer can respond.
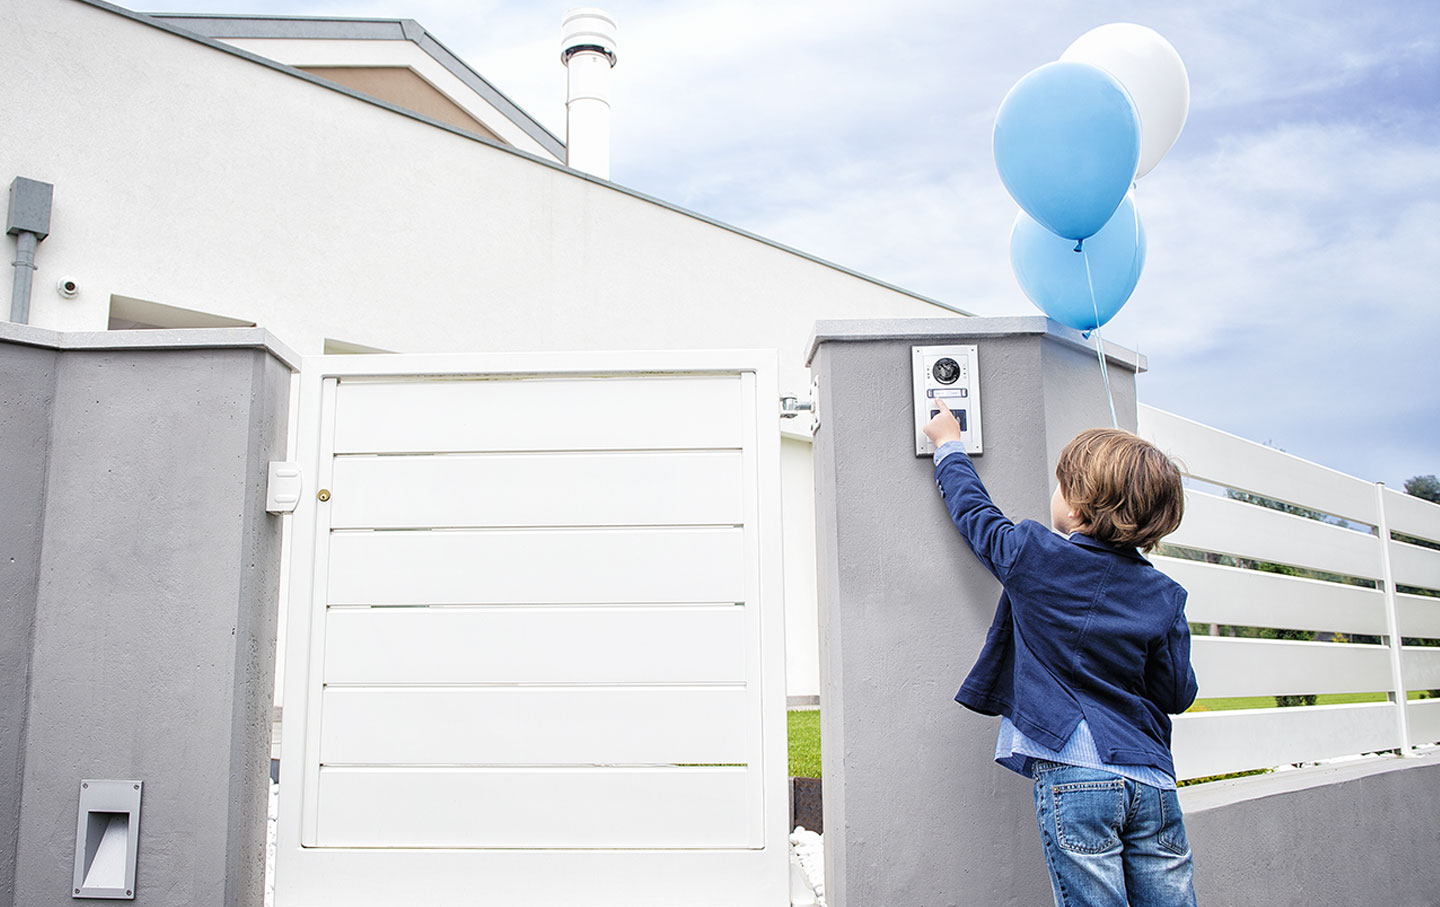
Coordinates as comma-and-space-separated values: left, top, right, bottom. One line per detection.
934, 397, 950, 413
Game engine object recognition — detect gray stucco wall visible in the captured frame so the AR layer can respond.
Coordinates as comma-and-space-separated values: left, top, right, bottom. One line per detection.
809, 317, 1139, 906
1183, 752, 1440, 906
0, 327, 292, 907
0, 343, 59, 907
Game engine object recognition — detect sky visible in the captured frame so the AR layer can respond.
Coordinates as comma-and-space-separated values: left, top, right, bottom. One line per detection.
146, 0, 1439, 489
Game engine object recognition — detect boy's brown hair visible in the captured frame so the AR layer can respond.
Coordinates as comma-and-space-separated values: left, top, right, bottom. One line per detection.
1055, 428, 1184, 552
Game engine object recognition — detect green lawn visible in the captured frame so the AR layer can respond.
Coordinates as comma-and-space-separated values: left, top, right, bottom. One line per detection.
1187, 691, 1431, 712
788, 709, 821, 778
787, 693, 1434, 777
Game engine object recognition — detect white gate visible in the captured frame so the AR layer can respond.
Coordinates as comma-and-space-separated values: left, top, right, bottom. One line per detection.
274, 351, 789, 906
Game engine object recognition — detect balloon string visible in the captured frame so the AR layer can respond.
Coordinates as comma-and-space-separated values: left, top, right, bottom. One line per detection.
1131, 189, 1140, 252
1081, 246, 1119, 429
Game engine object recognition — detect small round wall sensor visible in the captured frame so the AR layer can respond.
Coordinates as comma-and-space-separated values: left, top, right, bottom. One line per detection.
57, 278, 79, 298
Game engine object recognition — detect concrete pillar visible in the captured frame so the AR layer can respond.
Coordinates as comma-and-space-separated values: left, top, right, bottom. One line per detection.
807, 316, 1142, 906
0, 341, 59, 907
0, 325, 296, 907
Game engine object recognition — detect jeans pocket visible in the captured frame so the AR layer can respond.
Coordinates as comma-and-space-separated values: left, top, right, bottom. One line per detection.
1051, 779, 1126, 855
1157, 788, 1190, 856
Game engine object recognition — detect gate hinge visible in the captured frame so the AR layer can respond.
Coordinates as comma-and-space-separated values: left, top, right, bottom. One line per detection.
266, 462, 303, 514
778, 376, 820, 435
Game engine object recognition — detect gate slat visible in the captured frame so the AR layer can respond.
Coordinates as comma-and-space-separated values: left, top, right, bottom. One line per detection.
324, 606, 746, 684
314, 766, 757, 848
332, 375, 743, 453
330, 451, 744, 528
326, 527, 745, 605
318, 686, 749, 765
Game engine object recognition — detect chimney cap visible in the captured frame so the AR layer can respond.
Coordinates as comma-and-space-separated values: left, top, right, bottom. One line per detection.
561, 7, 617, 66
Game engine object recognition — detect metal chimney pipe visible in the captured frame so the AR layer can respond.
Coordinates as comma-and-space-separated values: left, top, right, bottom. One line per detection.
560, 8, 618, 179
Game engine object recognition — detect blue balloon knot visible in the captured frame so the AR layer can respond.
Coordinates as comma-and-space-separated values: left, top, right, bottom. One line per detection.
1073, 239, 1085, 253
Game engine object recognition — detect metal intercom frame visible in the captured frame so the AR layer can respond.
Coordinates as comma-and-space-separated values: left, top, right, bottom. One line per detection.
912, 345, 983, 457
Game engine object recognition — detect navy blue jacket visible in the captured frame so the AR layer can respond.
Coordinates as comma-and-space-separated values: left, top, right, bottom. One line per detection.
936, 449, 1198, 778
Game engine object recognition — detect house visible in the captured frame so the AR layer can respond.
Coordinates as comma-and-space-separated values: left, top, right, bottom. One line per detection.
3, 0, 965, 709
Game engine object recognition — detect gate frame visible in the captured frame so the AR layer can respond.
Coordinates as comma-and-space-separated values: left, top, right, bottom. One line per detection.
274, 349, 790, 906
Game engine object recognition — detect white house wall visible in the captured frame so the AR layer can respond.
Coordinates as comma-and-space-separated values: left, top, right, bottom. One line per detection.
781, 435, 820, 698
5, 1, 954, 392
4, 0, 962, 698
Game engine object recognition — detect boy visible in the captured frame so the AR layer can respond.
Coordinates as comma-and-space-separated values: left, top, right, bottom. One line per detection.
924, 398, 1199, 907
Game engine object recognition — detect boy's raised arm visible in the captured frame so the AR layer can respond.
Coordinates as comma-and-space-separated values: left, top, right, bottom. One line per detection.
926, 399, 1023, 581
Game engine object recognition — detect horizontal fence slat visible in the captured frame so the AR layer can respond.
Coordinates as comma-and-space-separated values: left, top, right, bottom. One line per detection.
315, 766, 756, 848
326, 528, 745, 605
319, 687, 751, 765
1172, 702, 1401, 780
1381, 485, 1440, 545
1138, 405, 1379, 524
333, 375, 743, 454
1407, 698, 1440, 747
1154, 557, 1388, 636
1191, 636, 1392, 698
1389, 539, 1440, 592
330, 451, 744, 529
1169, 491, 1382, 581
324, 606, 747, 684
1401, 646, 1440, 692
1397, 593, 1440, 640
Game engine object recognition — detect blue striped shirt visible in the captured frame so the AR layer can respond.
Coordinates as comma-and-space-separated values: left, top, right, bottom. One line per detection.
997, 717, 1176, 789
935, 441, 1177, 791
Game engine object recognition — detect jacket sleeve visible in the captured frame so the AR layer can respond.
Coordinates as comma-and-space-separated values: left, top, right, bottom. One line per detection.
1146, 598, 1199, 714
934, 447, 1024, 582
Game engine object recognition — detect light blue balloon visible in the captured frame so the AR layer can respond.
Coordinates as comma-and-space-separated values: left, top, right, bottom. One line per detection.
994, 61, 1141, 241
1010, 193, 1147, 332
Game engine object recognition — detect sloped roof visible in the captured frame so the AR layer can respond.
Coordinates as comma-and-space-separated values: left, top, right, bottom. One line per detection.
148, 11, 565, 161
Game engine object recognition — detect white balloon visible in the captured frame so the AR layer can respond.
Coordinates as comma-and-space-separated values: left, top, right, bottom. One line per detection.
1061, 23, 1189, 179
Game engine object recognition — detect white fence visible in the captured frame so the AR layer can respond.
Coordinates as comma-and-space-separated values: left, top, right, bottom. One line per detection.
1138, 405, 1440, 781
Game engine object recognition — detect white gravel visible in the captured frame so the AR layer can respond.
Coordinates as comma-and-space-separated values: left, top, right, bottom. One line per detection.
790, 826, 826, 906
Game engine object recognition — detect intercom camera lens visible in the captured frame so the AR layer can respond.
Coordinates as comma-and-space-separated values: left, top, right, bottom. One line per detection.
933, 357, 960, 385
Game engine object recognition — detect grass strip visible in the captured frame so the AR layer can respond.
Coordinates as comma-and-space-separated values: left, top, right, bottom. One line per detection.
788, 709, 821, 778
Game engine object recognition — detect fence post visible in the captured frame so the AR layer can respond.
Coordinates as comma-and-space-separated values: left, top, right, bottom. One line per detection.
1375, 481, 1412, 754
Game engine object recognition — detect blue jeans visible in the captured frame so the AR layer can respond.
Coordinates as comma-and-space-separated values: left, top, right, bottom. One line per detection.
1031, 760, 1198, 907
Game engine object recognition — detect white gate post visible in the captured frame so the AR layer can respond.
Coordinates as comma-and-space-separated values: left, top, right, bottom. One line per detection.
1376, 481, 1412, 753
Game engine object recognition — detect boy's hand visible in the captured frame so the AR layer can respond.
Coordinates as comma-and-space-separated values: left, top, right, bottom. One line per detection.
923, 397, 964, 447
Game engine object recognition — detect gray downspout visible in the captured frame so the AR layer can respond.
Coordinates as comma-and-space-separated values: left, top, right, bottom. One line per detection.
6, 178, 53, 324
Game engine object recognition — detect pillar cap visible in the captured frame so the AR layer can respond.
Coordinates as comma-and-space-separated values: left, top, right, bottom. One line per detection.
806, 315, 1146, 373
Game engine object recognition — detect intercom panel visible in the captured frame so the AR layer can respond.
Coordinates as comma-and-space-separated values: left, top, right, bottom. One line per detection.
912, 345, 983, 457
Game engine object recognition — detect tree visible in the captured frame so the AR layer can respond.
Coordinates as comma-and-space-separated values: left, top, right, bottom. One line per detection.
1405, 475, 1440, 504
1225, 488, 1335, 523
